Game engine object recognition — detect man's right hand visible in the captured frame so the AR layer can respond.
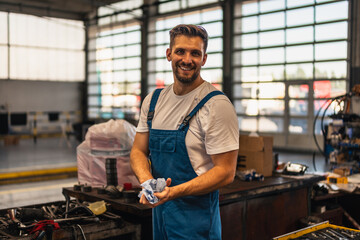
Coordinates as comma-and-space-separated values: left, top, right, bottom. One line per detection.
139, 178, 172, 207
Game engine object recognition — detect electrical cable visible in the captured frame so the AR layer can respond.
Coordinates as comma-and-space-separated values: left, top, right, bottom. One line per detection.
312, 152, 317, 172
72, 226, 78, 240
313, 98, 330, 156
313, 94, 348, 157
76, 224, 87, 240
320, 97, 335, 137
321, 94, 347, 137
312, 91, 358, 169
0, 229, 17, 239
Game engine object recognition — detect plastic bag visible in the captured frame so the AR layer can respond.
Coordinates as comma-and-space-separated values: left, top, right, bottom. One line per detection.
77, 119, 140, 188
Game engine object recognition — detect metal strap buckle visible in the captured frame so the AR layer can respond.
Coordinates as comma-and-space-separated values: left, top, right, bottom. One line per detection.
182, 115, 191, 126
147, 111, 154, 121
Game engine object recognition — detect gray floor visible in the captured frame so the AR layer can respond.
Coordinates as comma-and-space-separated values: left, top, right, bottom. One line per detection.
0, 177, 77, 209
0, 137, 78, 172
0, 137, 78, 209
0, 137, 331, 210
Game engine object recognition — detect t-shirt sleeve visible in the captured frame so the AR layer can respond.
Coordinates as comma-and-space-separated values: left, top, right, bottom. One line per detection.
202, 97, 239, 155
136, 92, 152, 133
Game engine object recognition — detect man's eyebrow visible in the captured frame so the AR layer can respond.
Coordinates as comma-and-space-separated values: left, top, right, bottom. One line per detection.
174, 47, 201, 52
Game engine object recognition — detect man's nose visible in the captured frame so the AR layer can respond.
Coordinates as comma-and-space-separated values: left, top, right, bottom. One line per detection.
182, 53, 192, 64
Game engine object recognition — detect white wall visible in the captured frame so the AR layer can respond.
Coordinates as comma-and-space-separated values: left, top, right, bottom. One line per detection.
0, 80, 82, 112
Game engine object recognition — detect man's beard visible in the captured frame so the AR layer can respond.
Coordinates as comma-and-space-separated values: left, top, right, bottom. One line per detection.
175, 71, 199, 84
174, 63, 200, 84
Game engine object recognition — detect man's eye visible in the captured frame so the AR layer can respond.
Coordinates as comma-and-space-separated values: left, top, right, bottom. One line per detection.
176, 50, 184, 54
192, 52, 201, 56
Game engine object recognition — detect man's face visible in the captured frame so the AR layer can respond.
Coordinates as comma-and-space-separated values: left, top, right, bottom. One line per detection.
166, 35, 207, 84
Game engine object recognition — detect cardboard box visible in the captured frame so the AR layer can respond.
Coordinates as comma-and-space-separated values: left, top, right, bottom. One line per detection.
333, 167, 351, 176
238, 135, 274, 176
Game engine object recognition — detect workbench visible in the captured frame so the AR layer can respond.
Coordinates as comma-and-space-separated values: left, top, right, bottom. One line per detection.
63, 174, 324, 240
220, 174, 324, 240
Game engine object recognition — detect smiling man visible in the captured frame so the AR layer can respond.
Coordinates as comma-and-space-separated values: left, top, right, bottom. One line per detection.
130, 24, 239, 240
169, 35, 205, 85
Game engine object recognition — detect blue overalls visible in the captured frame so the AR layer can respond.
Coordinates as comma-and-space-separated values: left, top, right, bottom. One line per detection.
147, 88, 224, 240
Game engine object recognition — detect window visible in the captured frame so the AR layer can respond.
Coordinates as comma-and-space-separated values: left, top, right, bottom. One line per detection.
97, 0, 143, 25
233, 0, 349, 142
0, 12, 85, 81
147, 6, 223, 93
0, 12, 7, 79
158, 0, 219, 14
87, 1, 143, 120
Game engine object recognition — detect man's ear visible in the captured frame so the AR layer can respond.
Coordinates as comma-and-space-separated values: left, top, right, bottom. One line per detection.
166, 48, 171, 61
202, 53, 208, 66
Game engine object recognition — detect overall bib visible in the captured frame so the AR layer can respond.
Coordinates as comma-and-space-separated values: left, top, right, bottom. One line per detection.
147, 88, 224, 240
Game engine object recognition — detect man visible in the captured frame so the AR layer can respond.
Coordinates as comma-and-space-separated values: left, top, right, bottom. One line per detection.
130, 24, 239, 240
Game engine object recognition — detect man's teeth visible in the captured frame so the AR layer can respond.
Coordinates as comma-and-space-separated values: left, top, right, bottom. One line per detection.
180, 66, 192, 71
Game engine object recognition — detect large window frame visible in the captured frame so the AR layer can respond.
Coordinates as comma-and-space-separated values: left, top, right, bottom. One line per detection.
146, 5, 224, 93
87, 21, 142, 120
86, 0, 351, 151
232, 0, 350, 150
87, 0, 225, 121
0, 12, 85, 82
86, 1, 143, 120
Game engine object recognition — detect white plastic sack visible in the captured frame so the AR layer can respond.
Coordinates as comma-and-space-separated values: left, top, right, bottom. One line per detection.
86, 119, 135, 153
77, 119, 140, 188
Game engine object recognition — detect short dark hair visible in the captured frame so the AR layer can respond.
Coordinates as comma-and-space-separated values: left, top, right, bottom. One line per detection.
169, 24, 208, 53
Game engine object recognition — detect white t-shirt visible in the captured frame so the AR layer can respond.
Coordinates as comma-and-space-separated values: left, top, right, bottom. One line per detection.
136, 81, 239, 176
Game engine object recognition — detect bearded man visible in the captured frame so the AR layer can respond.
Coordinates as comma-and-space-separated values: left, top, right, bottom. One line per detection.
130, 24, 239, 240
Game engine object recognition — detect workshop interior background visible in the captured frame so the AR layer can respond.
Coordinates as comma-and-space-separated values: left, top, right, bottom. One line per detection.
0, 0, 360, 239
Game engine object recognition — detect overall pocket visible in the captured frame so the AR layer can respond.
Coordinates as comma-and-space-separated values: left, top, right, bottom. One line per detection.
162, 195, 211, 240
149, 133, 176, 152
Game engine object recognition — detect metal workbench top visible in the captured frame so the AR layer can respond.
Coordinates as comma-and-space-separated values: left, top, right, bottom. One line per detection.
63, 174, 324, 216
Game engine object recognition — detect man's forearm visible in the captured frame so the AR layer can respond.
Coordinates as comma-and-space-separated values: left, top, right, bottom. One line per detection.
170, 164, 233, 199
130, 148, 153, 184
130, 132, 153, 184
166, 149, 238, 200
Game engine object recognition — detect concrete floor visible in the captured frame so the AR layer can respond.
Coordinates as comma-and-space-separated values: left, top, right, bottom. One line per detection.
0, 137, 78, 209
0, 137, 331, 210
0, 137, 78, 173
0, 177, 77, 209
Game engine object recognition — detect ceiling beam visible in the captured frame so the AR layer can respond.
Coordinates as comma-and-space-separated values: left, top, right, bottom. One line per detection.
0, 1, 90, 20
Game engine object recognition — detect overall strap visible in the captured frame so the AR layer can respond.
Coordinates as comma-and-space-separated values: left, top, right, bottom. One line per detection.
179, 90, 224, 131
147, 88, 163, 129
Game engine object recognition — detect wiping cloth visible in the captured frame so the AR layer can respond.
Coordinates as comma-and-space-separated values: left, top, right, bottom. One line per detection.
138, 178, 166, 204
